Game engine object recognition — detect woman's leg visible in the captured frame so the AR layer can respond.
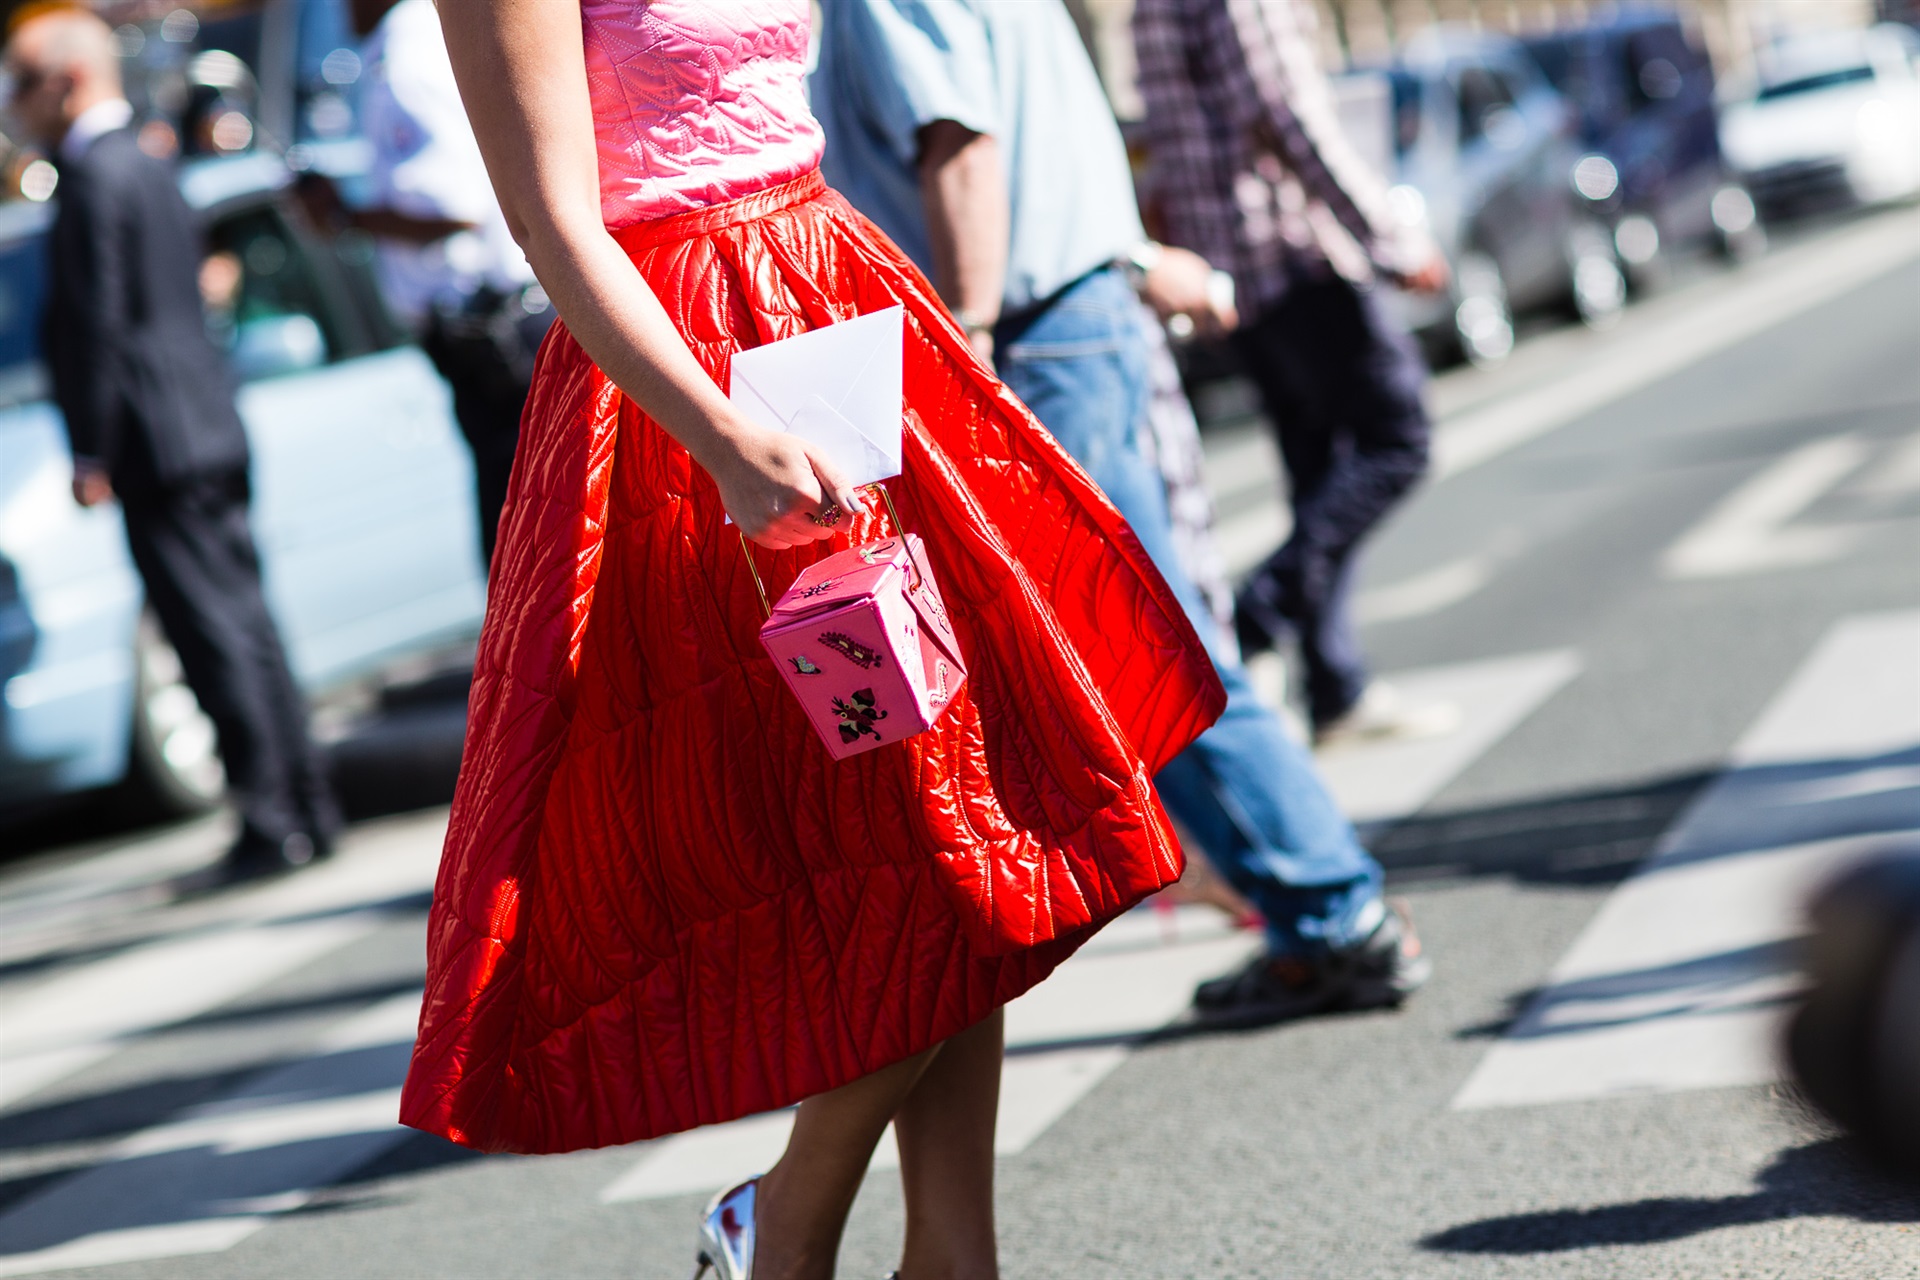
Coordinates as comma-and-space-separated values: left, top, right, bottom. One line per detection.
754, 1047, 939, 1280
893, 1008, 1005, 1280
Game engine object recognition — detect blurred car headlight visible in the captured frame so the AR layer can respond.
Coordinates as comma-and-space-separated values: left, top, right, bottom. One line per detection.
1718, 112, 1762, 172
1711, 185, 1758, 235
1572, 154, 1619, 201
1856, 98, 1904, 153
1614, 215, 1660, 266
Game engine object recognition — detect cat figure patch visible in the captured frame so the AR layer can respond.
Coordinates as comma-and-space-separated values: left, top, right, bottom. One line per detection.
832, 688, 888, 744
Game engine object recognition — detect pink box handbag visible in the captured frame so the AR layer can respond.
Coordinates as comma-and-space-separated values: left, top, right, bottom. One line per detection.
739, 487, 968, 760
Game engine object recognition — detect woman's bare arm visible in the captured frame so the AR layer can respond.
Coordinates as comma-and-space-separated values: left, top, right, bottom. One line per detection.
435, 0, 861, 548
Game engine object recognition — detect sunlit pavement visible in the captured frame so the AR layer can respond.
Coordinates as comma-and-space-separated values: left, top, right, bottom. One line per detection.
1, 208, 1917, 1278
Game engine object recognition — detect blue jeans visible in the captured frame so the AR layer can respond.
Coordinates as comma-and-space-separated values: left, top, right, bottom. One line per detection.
995, 268, 1384, 957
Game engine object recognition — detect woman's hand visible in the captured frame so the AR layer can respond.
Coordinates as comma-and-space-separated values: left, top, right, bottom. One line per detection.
702, 420, 868, 550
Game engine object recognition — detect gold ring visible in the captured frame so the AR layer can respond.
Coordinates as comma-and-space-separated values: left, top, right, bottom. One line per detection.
807, 502, 843, 528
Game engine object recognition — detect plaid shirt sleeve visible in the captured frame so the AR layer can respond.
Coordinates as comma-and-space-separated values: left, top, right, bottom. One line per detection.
1132, 0, 1240, 276
1220, 0, 1414, 269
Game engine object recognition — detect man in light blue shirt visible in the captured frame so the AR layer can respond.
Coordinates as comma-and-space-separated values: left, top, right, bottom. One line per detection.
814, 0, 1430, 1024
814, 0, 1143, 321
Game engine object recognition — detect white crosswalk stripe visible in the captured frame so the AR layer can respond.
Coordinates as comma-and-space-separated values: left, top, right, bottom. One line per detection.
1453, 609, 1920, 1110
0, 643, 1577, 1265
1314, 650, 1581, 825
0, 828, 444, 1277
596, 648, 1575, 1203
1661, 435, 1871, 579
20, 598, 1897, 1266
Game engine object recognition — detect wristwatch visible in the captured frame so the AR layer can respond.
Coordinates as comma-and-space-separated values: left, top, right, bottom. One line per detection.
1119, 240, 1165, 291
954, 308, 998, 338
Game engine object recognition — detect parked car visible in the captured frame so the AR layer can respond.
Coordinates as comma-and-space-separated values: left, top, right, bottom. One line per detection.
0, 152, 486, 818
1524, 9, 1766, 286
1379, 28, 1628, 367
1720, 23, 1920, 218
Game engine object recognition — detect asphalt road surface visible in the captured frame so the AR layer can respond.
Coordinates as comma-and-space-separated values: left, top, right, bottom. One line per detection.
1, 208, 1917, 1279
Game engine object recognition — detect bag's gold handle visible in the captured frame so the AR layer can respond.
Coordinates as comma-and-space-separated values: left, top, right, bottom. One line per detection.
736, 483, 909, 620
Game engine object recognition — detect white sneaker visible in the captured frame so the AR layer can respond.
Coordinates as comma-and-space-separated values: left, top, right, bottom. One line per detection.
1313, 681, 1461, 750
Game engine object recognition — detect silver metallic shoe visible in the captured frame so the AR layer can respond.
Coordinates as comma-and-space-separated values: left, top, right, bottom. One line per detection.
692, 1177, 757, 1280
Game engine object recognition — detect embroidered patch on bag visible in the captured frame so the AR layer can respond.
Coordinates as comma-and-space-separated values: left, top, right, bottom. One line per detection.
914, 579, 949, 623
798, 580, 839, 599
819, 631, 883, 670
857, 541, 899, 564
832, 688, 888, 744
788, 655, 824, 676
931, 659, 951, 705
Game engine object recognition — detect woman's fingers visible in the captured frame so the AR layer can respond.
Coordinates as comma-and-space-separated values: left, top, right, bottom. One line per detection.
804, 445, 868, 519
718, 429, 878, 550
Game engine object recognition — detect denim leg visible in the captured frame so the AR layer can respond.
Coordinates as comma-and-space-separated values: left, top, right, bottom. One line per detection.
997, 272, 1384, 957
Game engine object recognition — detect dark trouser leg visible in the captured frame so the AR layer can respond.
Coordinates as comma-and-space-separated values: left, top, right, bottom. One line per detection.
121, 472, 335, 848
1231, 271, 1432, 727
422, 316, 538, 569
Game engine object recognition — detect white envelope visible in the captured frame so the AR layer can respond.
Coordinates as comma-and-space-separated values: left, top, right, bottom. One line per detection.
728, 306, 904, 488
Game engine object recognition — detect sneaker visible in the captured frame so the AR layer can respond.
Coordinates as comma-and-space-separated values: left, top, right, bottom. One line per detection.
1346, 897, 1432, 1008
1313, 682, 1460, 750
222, 829, 320, 881
1193, 898, 1431, 1026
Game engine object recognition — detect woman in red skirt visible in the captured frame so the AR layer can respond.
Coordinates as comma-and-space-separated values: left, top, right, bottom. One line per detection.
401, 2, 1223, 1275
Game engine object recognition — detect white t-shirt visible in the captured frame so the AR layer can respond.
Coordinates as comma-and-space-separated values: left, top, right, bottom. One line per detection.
358, 0, 531, 328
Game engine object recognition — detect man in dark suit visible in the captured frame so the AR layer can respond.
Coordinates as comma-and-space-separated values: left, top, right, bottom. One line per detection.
6, 9, 339, 874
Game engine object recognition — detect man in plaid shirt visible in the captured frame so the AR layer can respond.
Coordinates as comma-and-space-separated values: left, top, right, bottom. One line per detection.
1135, 0, 1455, 748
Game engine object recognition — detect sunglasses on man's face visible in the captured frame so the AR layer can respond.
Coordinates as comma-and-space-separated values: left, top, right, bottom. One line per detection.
4, 66, 49, 103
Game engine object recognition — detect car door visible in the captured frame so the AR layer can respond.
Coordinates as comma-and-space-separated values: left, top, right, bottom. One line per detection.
1505, 51, 1586, 308
203, 196, 486, 690
1452, 59, 1544, 300
0, 208, 147, 802
1621, 23, 1721, 245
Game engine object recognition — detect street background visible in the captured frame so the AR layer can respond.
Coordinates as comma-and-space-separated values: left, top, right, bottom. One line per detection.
0, 199, 1915, 1277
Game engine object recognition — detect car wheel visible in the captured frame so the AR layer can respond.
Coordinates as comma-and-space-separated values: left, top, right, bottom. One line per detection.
1568, 222, 1627, 328
1451, 253, 1513, 368
121, 613, 224, 817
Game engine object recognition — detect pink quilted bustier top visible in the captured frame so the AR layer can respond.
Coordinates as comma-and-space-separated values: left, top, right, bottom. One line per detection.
581, 0, 824, 227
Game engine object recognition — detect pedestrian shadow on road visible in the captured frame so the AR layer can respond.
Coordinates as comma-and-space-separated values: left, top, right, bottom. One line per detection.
1369, 769, 1714, 889
1419, 1138, 1920, 1254
1454, 939, 1802, 1041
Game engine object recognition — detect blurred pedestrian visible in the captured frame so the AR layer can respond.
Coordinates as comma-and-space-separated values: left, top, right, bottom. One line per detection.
398, 2, 1223, 1276
6, 10, 339, 876
299, 0, 550, 568
1135, 0, 1460, 746
813, 0, 1431, 1024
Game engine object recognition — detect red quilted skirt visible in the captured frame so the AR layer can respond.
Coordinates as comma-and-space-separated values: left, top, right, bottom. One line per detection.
398, 170, 1225, 1154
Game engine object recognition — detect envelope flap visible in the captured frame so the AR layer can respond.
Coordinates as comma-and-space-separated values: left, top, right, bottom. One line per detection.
728, 307, 904, 488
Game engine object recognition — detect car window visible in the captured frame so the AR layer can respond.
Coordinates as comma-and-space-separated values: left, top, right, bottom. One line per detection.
1389, 71, 1424, 157
203, 205, 341, 380
0, 234, 46, 376
1524, 37, 1572, 92
1457, 66, 1520, 146
1756, 64, 1876, 101
1626, 25, 1706, 105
